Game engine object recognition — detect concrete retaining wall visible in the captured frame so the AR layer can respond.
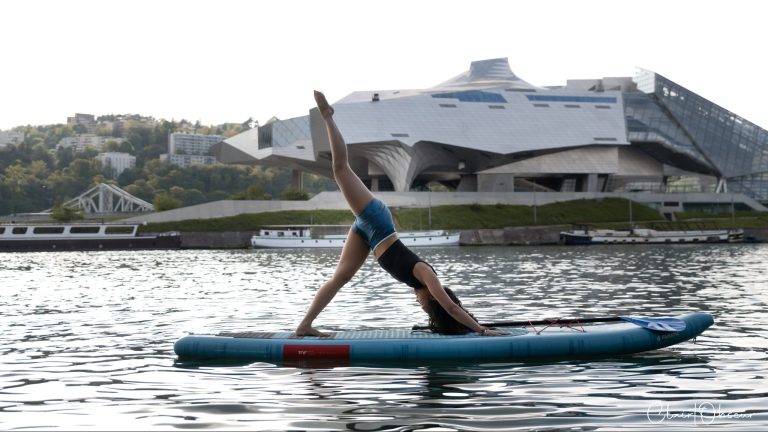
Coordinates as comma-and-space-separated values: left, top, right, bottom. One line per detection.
460, 226, 564, 246
179, 231, 257, 249
171, 226, 768, 249
744, 228, 768, 242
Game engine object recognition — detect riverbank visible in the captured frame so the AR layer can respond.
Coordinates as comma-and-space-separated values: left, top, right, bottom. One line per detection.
174, 226, 768, 249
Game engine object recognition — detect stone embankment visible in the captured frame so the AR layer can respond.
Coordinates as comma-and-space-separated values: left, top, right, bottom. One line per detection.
173, 226, 768, 249
175, 226, 564, 249
179, 231, 257, 249
459, 226, 563, 246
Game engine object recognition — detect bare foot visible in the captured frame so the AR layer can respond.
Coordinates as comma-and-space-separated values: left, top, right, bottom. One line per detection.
295, 325, 331, 337
313, 90, 334, 118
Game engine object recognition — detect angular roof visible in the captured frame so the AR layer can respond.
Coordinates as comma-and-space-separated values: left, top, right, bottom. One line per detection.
435, 57, 540, 90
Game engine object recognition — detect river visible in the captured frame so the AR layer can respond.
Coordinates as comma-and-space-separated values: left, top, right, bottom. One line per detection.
1, 244, 766, 430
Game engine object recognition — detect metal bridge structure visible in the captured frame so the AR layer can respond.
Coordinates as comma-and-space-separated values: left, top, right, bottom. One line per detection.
60, 183, 154, 214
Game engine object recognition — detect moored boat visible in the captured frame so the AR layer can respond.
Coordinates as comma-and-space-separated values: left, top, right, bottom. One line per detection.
0, 222, 181, 252
560, 224, 744, 245
250, 226, 460, 248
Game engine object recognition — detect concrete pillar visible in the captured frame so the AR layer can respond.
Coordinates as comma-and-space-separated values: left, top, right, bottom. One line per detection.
291, 170, 303, 190
458, 174, 478, 192
586, 174, 599, 192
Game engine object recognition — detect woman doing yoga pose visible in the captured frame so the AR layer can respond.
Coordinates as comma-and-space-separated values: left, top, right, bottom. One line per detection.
295, 91, 503, 337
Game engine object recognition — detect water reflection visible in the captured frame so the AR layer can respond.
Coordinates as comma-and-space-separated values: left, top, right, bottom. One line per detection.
0, 245, 766, 429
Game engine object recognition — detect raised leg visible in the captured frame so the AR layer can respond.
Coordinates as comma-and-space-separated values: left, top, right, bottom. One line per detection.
315, 91, 374, 214
295, 227, 370, 336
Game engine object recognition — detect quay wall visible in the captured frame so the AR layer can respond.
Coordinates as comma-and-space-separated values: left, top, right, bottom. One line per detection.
174, 226, 768, 249
180, 231, 257, 249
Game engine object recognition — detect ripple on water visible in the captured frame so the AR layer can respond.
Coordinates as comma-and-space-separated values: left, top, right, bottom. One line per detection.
0, 245, 766, 430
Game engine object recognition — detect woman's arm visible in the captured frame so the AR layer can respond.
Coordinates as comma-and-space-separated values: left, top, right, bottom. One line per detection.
413, 263, 504, 336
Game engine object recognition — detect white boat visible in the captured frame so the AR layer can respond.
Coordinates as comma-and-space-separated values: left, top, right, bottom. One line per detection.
0, 222, 181, 252
251, 226, 460, 248
560, 224, 744, 245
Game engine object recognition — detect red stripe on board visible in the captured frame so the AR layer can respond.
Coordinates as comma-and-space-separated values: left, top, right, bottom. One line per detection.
284, 344, 350, 360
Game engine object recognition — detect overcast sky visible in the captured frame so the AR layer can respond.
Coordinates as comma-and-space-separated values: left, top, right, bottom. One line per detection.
1, 0, 766, 131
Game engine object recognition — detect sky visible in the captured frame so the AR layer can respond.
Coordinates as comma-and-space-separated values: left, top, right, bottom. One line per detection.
1, 0, 766, 130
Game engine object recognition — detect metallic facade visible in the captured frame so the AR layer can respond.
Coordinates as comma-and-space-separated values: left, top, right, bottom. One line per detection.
220, 58, 768, 202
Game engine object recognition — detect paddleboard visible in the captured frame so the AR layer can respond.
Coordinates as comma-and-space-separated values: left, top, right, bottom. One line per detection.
174, 312, 713, 365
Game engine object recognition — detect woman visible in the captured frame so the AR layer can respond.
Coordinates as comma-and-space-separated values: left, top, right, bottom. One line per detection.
295, 91, 503, 337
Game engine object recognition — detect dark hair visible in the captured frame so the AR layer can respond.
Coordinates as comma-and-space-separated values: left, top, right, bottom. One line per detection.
423, 287, 478, 334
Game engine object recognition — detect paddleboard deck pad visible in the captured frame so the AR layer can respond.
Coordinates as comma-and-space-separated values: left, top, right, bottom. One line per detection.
174, 312, 713, 365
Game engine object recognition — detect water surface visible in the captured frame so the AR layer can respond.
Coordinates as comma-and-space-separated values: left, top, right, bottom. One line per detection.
1, 245, 766, 430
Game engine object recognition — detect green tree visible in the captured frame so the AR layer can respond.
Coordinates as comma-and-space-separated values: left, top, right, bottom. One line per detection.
153, 193, 181, 211
281, 187, 309, 200
55, 146, 76, 169
51, 204, 83, 222
232, 184, 271, 200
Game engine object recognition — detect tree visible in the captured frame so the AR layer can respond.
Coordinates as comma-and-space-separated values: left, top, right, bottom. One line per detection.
153, 193, 181, 211
51, 204, 83, 222
232, 184, 271, 200
56, 146, 76, 169
281, 187, 309, 200
103, 140, 122, 153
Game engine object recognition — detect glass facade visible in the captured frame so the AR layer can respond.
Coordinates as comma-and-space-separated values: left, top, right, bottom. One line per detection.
258, 117, 310, 150
431, 90, 508, 103
526, 95, 617, 104
624, 92, 714, 173
632, 70, 768, 200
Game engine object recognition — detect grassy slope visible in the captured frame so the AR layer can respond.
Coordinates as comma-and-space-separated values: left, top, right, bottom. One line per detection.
142, 198, 687, 233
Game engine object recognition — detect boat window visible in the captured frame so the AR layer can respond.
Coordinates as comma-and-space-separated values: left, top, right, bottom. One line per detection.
105, 226, 134, 235
0, 227, 4, 234
71, 226, 100, 234
278, 232, 284, 237
12, 227, 27, 234
33, 227, 65, 234
264, 231, 270, 236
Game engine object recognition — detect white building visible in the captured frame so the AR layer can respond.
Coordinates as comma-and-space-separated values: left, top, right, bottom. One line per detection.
160, 153, 219, 168
0, 131, 25, 148
168, 132, 222, 156
163, 132, 223, 168
57, 134, 125, 152
67, 113, 97, 134
96, 152, 136, 178
219, 57, 768, 203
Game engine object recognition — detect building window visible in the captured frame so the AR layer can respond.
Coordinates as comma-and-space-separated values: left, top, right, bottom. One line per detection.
258, 123, 273, 149
432, 90, 507, 103
526, 95, 617, 104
